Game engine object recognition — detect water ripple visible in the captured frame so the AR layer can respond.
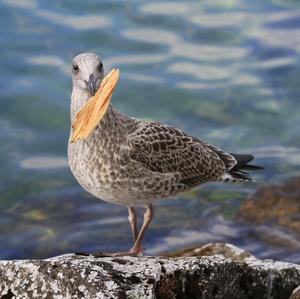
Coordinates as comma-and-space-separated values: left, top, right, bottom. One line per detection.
2, 0, 112, 30
1, 0, 37, 9
177, 81, 227, 90
167, 62, 233, 81
121, 28, 179, 45
35, 10, 112, 30
105, 54, 169, 68
171, 43, 249, 61
123, 73, 165, 84
252, 57, 297, 69
26, 55, 69, 75
189, 12, 253, 28
248, 146, 300, 166
20, 156, 68, 170
140, 2, 196, 16
248, 27, 300, 50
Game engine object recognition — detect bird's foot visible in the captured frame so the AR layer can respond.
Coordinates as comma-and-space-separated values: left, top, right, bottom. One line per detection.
94, 246, 144, 257
93, 251, 137, 258
75, 246, 144, 258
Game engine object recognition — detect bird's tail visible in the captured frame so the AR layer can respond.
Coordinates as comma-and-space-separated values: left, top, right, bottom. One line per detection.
220, 153, 264, 183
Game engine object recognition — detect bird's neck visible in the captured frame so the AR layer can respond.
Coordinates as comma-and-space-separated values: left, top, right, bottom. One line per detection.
70, 88, 91, 122
70, 87, 127, 140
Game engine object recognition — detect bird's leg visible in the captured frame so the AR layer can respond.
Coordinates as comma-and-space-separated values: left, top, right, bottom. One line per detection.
127, 206, 138, 242
77, 204, 154, 258
129, 204, 154, 256
76, 207, 138, 257
90, 205, 154, 258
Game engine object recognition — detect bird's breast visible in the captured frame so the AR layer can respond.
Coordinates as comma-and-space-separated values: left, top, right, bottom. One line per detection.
68, 129, 130, 199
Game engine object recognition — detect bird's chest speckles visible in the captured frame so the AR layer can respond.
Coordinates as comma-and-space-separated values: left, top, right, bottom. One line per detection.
68, 126, 128, 197
68, 107, 185, 205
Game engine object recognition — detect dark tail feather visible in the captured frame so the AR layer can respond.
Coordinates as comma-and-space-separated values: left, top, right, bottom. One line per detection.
228, 153, 264, 181
238, 164, 264, 171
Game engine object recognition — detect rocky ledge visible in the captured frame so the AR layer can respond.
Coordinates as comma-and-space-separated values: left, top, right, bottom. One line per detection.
0, 243, 300, 299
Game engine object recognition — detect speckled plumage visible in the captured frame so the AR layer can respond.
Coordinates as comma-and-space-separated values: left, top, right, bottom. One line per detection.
68, 98, 253, 206
68, 54, 260, 207
68, 106, 186, 206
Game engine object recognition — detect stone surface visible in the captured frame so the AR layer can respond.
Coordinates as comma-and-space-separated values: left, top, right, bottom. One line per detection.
238, 176, 300, 234
166, 242, 253, 262
290, 286, 300, 299
0, 243, 300, 299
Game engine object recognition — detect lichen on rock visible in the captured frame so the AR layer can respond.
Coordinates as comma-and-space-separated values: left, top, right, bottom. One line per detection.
0, 243, 300, 299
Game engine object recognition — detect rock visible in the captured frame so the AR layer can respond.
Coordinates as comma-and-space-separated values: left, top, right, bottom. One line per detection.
166, 242, 253, 262
0, 243, 300, 299
290, 286, 300, 299
238, 176, 300, 234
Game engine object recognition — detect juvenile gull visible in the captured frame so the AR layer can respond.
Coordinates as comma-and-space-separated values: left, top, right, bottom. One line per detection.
68, 52, 263, 256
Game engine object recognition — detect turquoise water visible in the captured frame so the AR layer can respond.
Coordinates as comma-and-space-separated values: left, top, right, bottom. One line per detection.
0, 0, 300, 262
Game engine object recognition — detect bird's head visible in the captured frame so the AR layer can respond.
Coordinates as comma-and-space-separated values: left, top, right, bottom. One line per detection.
71, 52, 104, 96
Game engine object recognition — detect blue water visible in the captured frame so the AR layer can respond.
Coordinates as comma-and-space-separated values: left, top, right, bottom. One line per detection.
0, 0, 300, 262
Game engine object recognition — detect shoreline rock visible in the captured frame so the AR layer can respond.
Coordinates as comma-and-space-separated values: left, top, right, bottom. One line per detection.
238, 176, 300, 235
0, 243, 299, 299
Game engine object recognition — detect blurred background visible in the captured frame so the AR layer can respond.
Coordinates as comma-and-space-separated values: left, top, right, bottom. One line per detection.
0, 0, 300, 262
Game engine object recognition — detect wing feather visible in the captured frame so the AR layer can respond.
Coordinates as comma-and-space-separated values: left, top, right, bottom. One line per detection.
128, 121, 234, 188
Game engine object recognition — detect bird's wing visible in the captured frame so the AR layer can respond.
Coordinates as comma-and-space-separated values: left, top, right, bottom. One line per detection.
128, 121, 237, 187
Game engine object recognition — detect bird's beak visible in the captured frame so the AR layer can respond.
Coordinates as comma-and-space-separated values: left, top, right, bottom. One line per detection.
86, 74, 100, 95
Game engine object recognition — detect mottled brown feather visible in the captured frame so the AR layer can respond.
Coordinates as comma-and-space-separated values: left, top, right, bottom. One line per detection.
128, 121, 236, 188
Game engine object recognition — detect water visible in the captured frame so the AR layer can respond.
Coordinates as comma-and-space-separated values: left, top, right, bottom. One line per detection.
0, 0, 300, 262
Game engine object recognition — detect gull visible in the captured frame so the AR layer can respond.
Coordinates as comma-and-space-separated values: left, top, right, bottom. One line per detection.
68, 52, 263, 256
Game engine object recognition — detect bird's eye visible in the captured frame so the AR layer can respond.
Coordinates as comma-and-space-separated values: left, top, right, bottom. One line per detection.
73, 64, 79, 72
98, 62, 103, 72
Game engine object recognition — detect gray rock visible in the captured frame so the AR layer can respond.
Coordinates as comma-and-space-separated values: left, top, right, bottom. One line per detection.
0, 244, 300, 299
290, 285, 300, 299
166, 242, 254, 261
